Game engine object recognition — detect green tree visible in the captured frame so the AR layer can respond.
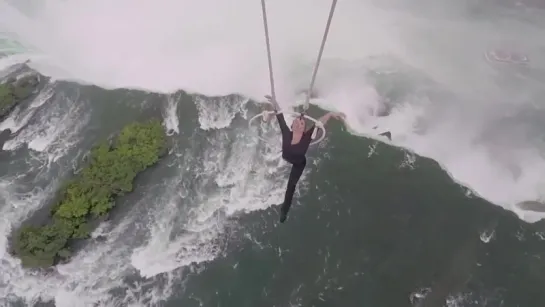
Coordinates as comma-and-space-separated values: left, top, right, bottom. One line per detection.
12, 119, 167, 268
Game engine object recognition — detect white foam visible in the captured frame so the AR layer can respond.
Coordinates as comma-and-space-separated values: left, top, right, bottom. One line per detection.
3, 89, 88, 165
0, 161, 170, 306
132, 96, 290, 278
0, 78, 101, 306
0, 54, 30, 72
0, 83, 53, 134
0, 91, 303, 305
480, 229, 495, 243
3, 0, 543, 223
163, 94, 179, 135
0, 3, 543, 305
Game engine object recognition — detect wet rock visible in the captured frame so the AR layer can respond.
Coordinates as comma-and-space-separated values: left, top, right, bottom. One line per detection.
0, 73, 40, 121
0, 129, 12, 150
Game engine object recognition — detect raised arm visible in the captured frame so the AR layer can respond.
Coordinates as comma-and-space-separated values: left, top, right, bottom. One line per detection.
300, 112, 345, 148
317, 112, 345, 126
275, 113, 290, 135
263, 95, 290, 135
265, 94, 280, 111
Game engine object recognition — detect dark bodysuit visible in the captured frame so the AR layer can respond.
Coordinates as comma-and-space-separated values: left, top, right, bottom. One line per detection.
276, 113, 315, 220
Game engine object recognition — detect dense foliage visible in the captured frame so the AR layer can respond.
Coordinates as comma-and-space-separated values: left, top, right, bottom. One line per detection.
13, 120, 167, 268
0, 75, 38, 117
0, 84, 12, 109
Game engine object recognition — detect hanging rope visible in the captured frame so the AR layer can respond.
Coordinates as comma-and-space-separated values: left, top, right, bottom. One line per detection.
260, 0, 279, 111
260, 0, 337, 113
302, 0, 338, 113
259, 0, 337, 141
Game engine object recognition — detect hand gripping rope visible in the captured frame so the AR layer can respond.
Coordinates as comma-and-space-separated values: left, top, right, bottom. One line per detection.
249, 0, 337, 146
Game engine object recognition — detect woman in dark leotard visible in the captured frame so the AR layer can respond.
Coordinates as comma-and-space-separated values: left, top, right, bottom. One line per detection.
263, 96, 345, 223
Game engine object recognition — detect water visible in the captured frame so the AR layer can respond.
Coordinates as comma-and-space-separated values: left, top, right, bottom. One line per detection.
0, 0, 544, 306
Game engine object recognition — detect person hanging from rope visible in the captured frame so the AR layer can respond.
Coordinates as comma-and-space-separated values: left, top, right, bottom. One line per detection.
262, 95, 345, 223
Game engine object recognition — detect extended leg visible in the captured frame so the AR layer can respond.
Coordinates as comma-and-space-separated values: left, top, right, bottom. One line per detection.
279, 159, 306, 223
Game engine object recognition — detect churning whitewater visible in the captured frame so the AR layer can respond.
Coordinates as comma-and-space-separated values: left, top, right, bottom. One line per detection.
3, 0, 542, 221
0, 75, 291, 306
1, 0, 545, 305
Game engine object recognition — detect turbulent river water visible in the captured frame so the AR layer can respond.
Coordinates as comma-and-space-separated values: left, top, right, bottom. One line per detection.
0, 0, 545, 306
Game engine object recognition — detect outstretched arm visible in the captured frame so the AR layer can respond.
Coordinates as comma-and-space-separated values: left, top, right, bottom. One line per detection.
301, 111, 345, 146
317, 111, 345, 127
303, 112, 344, 134
264, 94, 280, 111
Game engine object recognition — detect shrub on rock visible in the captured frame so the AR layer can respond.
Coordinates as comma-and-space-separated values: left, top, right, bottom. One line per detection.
13, 119, 167, 268
0, 74, 39, 120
